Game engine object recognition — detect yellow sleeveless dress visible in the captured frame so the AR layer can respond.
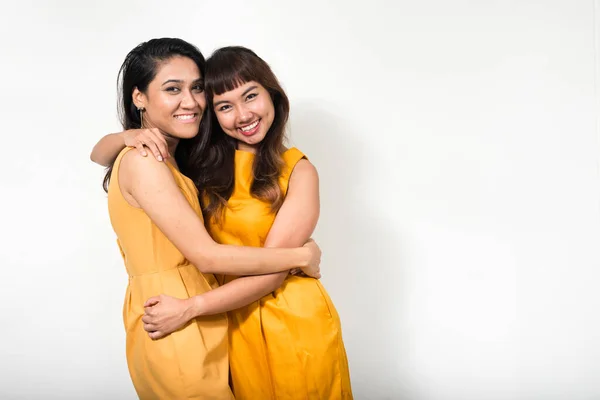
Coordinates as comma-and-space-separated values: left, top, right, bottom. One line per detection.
108, 147, 234, 400
207, 148, 353, 400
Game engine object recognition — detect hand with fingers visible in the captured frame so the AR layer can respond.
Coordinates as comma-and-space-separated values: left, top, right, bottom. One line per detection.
142, 294, 194, 340
123, 128, 170, 162
299, 239, 321, 279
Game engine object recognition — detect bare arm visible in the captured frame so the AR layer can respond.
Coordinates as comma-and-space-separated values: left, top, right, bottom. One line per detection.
121, 150, 318, 276
90, 129, 169, 167
188, 159, 319, 315
90, 132, 128, 166
142, 159, 320, 339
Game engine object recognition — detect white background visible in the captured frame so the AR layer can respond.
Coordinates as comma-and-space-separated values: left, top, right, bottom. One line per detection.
1, 1, 599, 399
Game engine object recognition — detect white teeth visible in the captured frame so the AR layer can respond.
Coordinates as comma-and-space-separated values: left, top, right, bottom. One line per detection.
175, 114, 195, 120
240, 120, 259, 132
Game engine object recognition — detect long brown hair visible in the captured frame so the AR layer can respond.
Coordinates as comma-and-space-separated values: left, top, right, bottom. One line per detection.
190, 46, 290, 223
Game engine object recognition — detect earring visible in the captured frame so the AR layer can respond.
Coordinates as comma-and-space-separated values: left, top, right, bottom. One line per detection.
138, 107, 145, 128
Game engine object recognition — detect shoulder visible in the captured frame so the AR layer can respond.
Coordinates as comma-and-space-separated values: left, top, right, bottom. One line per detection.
292, 158, 317, 175
120, 149, 175, 185
280, 147, 317, 180
289, 158, 318, 186
282, 146, 309, 166
282, 147, 315, 172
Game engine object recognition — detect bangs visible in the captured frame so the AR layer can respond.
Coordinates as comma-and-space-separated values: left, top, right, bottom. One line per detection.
205, 51, 259, 97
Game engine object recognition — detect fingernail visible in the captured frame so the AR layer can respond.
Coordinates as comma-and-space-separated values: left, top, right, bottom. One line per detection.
158, 156, 163, 161
142, 152, 147, 156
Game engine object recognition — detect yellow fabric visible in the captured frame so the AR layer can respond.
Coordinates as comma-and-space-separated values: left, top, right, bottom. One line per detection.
207, 147, 353, 400
108, 147, 234, 400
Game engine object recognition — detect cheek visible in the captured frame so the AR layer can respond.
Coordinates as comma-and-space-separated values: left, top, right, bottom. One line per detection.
156, 96, 178, 114
258, 98, 275, 118
256, 99, 275, 127
217, 114, 236, 132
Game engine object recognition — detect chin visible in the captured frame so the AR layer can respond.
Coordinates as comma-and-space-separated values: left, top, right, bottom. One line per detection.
249, 133, 267, 145
173, 128, 201, 140
181, 132, 200, 140
237, 130, 266, 144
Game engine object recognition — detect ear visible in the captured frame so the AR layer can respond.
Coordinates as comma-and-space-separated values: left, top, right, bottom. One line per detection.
132, 87, 146, 110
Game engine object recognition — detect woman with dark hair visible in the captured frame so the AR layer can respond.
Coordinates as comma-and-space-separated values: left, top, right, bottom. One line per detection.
97, 38, 322, 399
94, 45, 353, 399
196, 46, 352, 399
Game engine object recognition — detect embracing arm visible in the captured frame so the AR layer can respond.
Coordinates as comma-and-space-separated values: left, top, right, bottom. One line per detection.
186, 159, 320, 316
90, 132, 128, 166
122, 151, 318, 276
90, 129, 169, 167
142, 158, 321, 339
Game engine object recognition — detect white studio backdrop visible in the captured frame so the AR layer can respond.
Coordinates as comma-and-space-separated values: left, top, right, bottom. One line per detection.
1, 1, 599, 399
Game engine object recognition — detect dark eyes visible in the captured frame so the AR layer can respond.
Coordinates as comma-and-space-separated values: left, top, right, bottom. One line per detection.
165, 85, 204, 93
216, 92, 258, 112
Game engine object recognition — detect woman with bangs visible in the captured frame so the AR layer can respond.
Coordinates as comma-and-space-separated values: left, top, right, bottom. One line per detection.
92, 45, 352, 399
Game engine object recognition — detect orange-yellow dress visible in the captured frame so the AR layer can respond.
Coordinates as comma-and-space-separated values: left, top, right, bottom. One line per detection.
208, 148, 353, 400
108, 147, 234, 400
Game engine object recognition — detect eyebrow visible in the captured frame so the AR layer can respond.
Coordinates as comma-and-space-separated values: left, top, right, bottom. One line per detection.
213, 85, 259, 107
241, 85, 258, 96
161, 78, 203, 86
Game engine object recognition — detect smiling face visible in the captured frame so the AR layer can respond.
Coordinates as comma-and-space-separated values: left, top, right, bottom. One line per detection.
133, 56, 206, 141
211, 80, 275, 152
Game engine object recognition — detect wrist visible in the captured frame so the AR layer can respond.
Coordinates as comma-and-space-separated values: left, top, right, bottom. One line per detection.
298, 247, 311, 268
116, 131, 126, 145
186, 295, 206, 319
118, 130, 131, 145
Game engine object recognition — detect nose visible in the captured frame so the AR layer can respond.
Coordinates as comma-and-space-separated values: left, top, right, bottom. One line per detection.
180, 88, 198, 109
236, 104, 253, 124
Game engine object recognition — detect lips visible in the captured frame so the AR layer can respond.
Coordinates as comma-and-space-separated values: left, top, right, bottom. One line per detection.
237, 119, 261, 136
174, 113, 199, 123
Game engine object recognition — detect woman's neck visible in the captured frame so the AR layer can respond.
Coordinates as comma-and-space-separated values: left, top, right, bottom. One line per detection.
167, 136, 179, 157
141, 120, 179, 157
237, 142, 258, 154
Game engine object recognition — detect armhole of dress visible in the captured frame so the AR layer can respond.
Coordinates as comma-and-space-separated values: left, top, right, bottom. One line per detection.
111, 147, 143, 211
281, 149, 307, 196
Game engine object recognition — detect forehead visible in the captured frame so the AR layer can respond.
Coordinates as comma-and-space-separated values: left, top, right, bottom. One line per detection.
153, 56, 202, 82
213, 80, 262, 99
